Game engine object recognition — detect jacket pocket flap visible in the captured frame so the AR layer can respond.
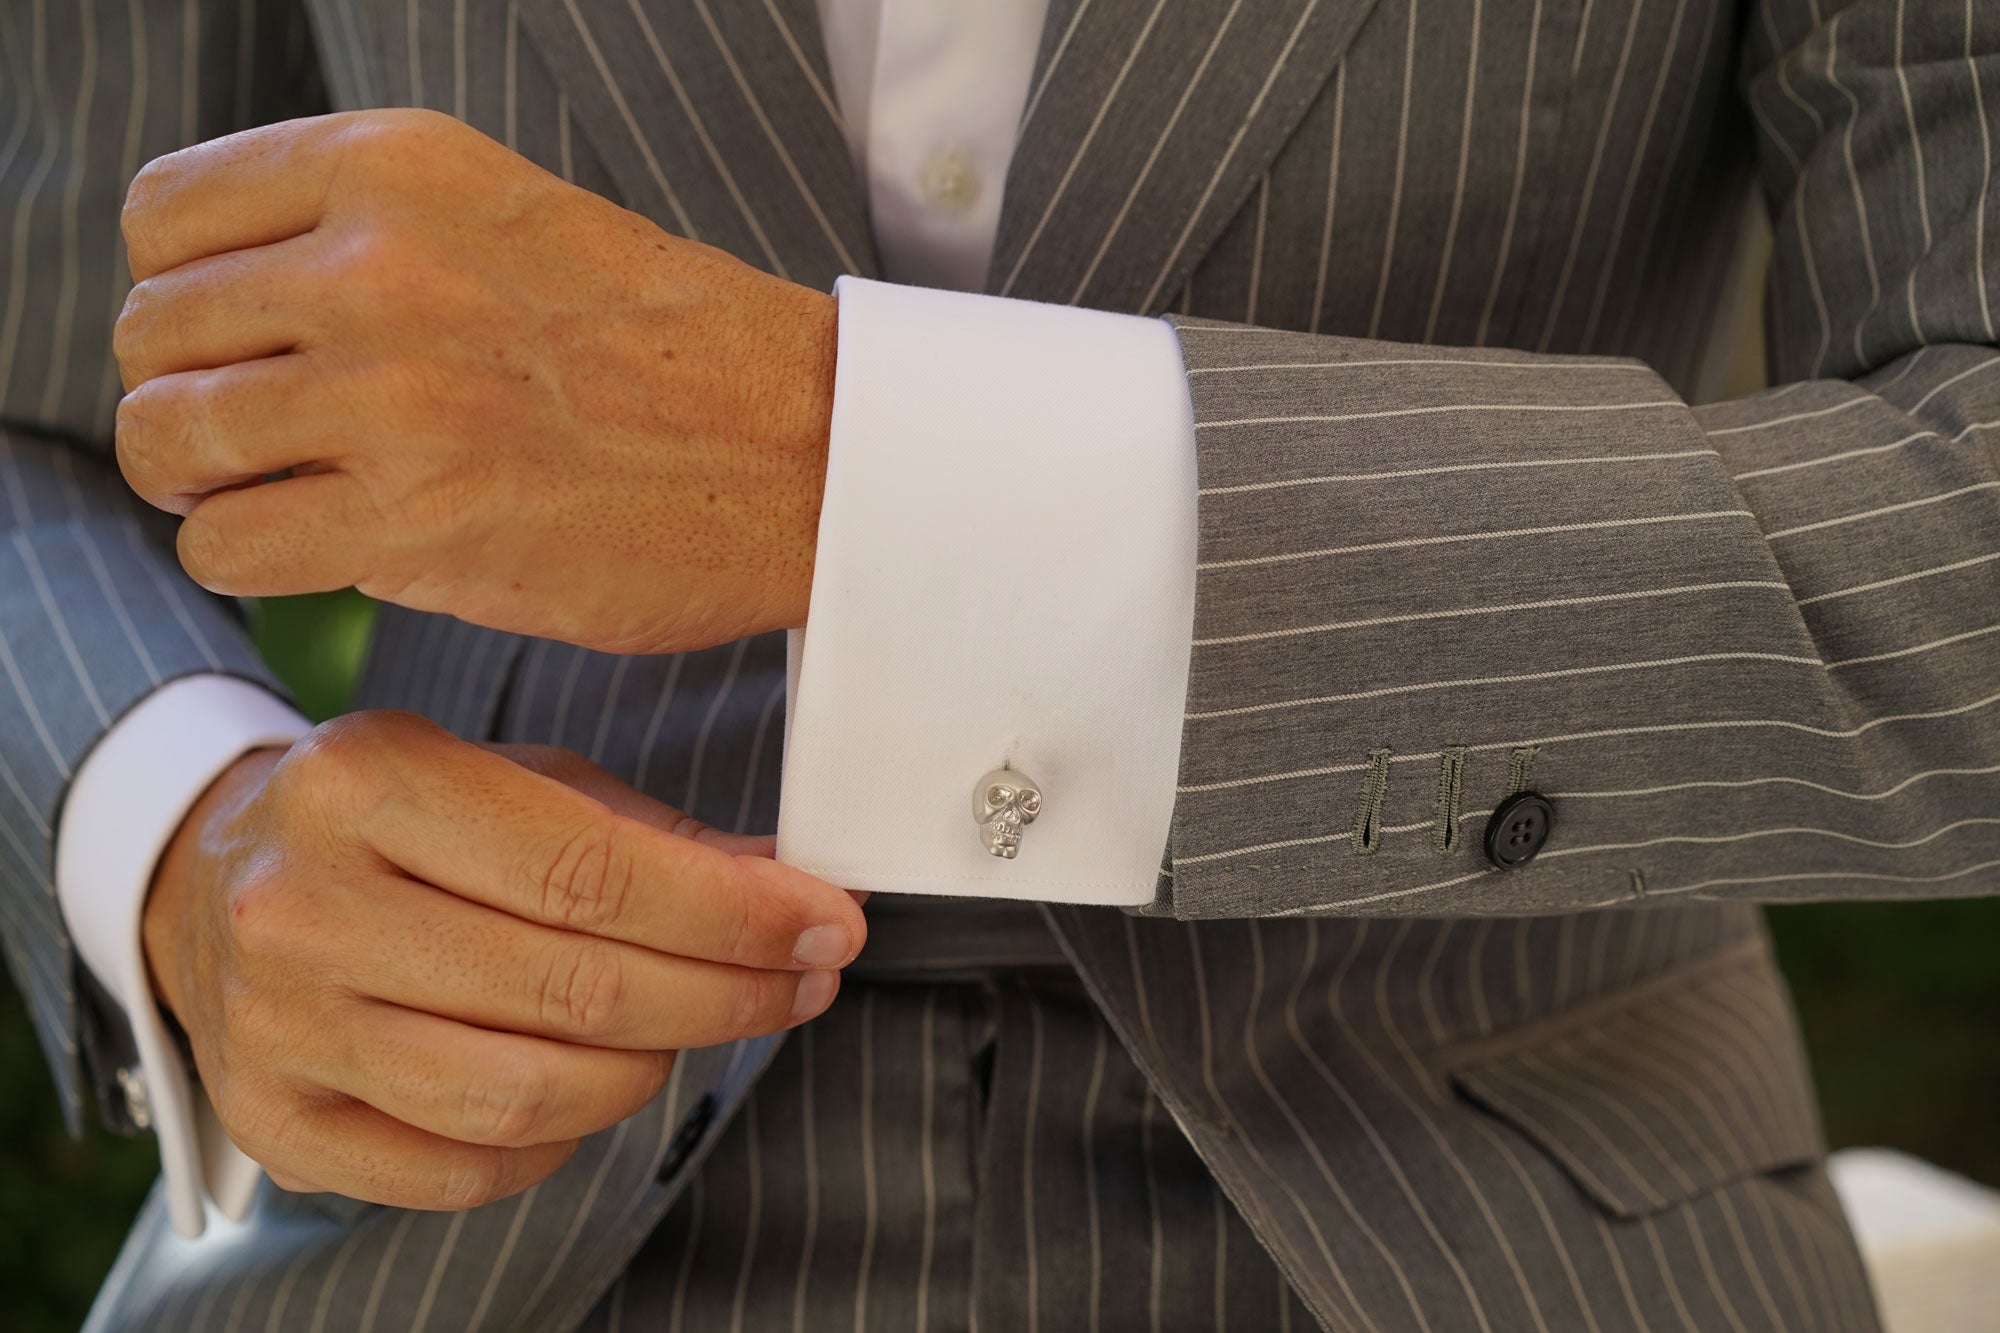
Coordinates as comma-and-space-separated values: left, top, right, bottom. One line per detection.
1445, 942, 1825, 1219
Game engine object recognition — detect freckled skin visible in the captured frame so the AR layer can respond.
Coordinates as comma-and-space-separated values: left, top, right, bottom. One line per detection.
112, 112, 871, 1210
142, 713, 865, 1210
113, 107, 835, 655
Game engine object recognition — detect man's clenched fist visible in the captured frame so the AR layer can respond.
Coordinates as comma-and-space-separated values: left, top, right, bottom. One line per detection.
113, 109, 836, 654
142, 711, 866, 1210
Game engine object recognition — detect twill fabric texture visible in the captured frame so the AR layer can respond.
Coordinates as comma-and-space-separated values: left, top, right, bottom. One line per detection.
5, 0, 1994, 1326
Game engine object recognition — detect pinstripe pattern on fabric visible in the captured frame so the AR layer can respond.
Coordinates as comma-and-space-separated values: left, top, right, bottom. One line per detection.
991, 0, 1384, 315
12, 0, 1973, 1325
570, 975, 1323, 1333
1136, 0, 2000, 924
509, 0, 877, 289
84, 1034, 783, 1333
1042, 906, 1875, 1332
0, 0, 319, 1132
1444, 938, 1826, 1217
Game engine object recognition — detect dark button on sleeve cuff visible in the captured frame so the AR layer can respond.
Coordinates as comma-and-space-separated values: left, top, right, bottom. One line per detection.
1484, 792, 1554, 868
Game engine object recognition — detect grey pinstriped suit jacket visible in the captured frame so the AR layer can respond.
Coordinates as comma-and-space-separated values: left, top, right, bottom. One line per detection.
7, 0, 1996, 1326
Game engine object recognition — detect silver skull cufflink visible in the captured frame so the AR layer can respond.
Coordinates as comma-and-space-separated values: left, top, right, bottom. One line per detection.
974, 768, 1042, 859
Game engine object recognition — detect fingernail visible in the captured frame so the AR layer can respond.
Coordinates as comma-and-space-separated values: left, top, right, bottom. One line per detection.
792, 924, 851, 968
790, 969, 838, 1023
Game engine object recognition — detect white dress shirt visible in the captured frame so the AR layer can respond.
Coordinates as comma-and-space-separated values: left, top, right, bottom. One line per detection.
57, 0, 1198, 1235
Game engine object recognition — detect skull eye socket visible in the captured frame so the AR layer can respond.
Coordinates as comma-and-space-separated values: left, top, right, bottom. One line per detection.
986, 785, 1013, 808
1017, 790, 1041, 815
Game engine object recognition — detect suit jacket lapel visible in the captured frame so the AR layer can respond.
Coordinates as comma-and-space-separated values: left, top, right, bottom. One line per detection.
514, 0, 879, 288
990, 0, 1382, 313
513, 0, 1374, 306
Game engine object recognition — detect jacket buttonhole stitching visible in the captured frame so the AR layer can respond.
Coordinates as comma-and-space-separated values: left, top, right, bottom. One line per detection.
1350, 747, 1393, 855
1433, 745, 1469, 855
1506, 744, 1540, 795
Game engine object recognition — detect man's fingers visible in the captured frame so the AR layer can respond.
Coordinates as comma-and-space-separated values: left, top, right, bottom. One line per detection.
117, 357, 334, 513
482, 743, 777, 857
176, 469, 373, 595
115, 236, 320, 390
313, 1003, 672, 1149
123, 116, 352, 282
244, 1094, 577, 1212
355, 734, 866, 971
320, 869, 842, 1049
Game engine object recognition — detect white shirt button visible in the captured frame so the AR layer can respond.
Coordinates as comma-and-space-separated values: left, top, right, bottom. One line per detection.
918, 151, 982, 215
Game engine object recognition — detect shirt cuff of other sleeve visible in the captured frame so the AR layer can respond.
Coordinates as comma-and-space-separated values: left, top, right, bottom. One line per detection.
55, 674, 311, 1238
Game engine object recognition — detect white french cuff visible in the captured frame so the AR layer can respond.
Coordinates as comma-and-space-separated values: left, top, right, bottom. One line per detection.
55, 674, 311, 1238
777, 276, 1198, 907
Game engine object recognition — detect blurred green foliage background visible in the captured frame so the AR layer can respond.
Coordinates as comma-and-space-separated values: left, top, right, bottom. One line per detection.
1, 591, 1996, 1332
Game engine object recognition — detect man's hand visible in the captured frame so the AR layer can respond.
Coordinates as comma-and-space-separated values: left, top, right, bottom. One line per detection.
142, 710, 865, 1211
113, 109, 836, 654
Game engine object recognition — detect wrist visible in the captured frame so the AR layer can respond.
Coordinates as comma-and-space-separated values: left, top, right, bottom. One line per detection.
142, 746, 286, 1023
756, 284, 836, 635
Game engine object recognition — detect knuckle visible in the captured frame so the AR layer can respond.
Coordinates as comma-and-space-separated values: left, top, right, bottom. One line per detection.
307, 715, 377, 766
223, 869, 297, 957
638, 1050, 676, 1102
666, 812, 711, 841
116, 375, 201, 491
437, 1147, 516, 1211
337, 109, 474, 186
327, 233, 491, 347
270, 727, 353, 805
327, 228, 424, 312
218, 1086, 308, 1165
326, 225, 442, 317
723, 970, 788, 1041
343, 106, 454, 155
392, 106, 464, 146
385, 444, 487, 542
276, 712, 439, 835
534, 823, 632, 934
721, 881, 758, 964
284, 711, 423, 792
460, 1058, 557, 1147
113, 273, 191, 374
113, 382, 170, 493
120, 157, 176, 266
537, 940, 627, 1039
220, 990, 298, 1078
282, 719, 356, 781
174, 507, 236, 590
111, 281, 160, 377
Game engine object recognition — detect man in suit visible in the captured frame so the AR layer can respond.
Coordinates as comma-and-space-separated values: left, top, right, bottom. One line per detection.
6, 0, 1996, 1327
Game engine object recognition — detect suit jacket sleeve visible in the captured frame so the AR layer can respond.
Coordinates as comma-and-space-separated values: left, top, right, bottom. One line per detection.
1155, 0, 2000, 919
0, 0, 321, 1132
